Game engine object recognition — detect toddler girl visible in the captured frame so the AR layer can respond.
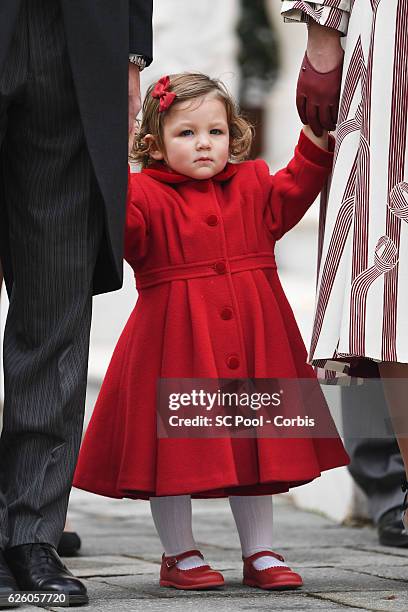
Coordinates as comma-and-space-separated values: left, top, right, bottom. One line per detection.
73, 73, 349, 591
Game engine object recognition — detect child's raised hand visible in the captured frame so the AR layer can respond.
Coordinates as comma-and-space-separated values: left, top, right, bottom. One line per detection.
302, 124, 329, 151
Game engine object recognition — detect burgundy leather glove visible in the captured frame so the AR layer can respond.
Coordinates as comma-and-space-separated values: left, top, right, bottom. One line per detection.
296, 52, 344, 137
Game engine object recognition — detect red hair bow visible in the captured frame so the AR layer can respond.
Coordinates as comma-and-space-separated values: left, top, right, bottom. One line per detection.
151, 76, 176, 112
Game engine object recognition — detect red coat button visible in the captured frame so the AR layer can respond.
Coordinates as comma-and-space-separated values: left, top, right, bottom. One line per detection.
214, 261, 227, 274
221, 307, 233, 320
206, 214, 219, 226
226, 355, 240, 369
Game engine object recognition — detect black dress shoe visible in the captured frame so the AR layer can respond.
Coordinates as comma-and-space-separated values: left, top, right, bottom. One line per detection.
0, 549, 18, 602
4, 543, 88, 606
378, 506, 408, 547
57, 531, 81, 557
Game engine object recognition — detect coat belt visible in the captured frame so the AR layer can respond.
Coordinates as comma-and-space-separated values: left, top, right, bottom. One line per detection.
135, 252, 277, 290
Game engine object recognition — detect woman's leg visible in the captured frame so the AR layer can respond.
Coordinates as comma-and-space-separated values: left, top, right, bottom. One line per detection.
378, 363, 408, 526
149, 495, 205, 569
378, 363, 408, 472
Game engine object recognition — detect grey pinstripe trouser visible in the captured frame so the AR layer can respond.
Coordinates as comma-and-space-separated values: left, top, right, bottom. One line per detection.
0, 0, 104, 549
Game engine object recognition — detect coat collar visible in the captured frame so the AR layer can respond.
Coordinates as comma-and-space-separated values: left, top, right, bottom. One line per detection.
141, 162, 238, 184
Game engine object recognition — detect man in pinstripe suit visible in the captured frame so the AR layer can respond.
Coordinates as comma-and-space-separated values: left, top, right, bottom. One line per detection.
0, 0, 152, 604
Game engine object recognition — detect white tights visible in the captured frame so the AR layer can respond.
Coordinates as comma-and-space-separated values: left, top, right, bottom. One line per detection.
149, 495, 287, 570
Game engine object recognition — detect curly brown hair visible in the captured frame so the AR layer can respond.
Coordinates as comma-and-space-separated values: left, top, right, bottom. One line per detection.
130, 73, 254, 168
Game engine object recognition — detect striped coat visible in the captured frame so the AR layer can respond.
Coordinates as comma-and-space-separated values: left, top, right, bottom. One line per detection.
282, 0, 408, 373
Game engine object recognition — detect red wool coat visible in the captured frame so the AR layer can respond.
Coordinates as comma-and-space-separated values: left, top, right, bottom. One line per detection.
73, 131, 349, 499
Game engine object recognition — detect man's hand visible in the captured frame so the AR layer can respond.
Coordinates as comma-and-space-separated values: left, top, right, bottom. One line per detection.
297, 21, 344, 137
128, 63, 142, 155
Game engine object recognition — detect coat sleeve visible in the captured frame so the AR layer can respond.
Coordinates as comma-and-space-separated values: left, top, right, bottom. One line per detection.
281, 1, 351, 35
129, 0, 153, 64
124, 167, 150, 268
256, 130, 334, 241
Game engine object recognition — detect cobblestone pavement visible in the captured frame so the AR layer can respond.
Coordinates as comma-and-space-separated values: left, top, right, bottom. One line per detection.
5, 379, 408, 612
14, 486, 408, 612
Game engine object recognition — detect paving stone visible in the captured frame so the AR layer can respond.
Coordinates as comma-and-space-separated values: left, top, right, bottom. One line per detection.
296, 567, 407, 593
50, 595, 367, 612
341, 564, 408, 583
6, 607, 40, 612
65, 466, 408, 610
281, 547, 408, 568
95, 566, 407, 596
64, 554, 158, 578
358, 544, 408, 559
313, 591, 408, 612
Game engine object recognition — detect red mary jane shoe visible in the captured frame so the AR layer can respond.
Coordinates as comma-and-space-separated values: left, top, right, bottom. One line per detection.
243, 551, 303, 590
160, 549, 225, 590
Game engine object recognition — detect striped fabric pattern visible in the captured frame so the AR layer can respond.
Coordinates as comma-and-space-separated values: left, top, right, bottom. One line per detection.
0, 0, 103, 549
284, 0, 408, 370
281, 0, 351, 35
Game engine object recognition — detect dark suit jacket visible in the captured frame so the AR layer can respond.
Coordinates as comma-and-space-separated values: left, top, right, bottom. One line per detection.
0, 0, 153, 295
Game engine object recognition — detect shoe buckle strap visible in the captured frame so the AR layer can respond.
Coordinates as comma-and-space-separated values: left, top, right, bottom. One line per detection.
164, 549, 203, 569
165, 557, 178, 569
243, 550, 285, 563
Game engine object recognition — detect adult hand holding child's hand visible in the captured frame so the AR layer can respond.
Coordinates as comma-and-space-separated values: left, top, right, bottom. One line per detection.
297, 21, 344, 137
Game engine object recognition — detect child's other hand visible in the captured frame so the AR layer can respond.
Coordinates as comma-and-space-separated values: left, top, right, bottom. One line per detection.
303, 124, 329, 150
